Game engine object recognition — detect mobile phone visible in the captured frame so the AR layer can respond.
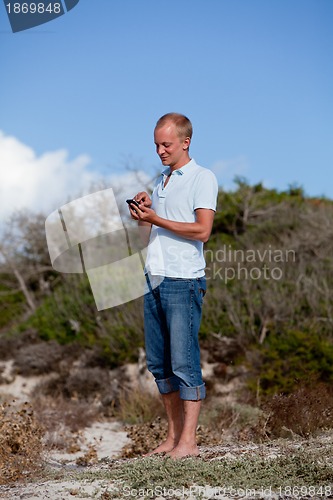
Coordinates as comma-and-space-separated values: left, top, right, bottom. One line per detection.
126, 199, 140, 209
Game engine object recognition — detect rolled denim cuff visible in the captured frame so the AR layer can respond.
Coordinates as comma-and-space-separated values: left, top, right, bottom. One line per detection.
155, 375, 180, 394
179, 383, 206, 401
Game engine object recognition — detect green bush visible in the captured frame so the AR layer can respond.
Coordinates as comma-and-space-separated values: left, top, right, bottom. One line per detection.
17, 273, 144, 367
253, 329, 333, 395
0, 281, 25, 329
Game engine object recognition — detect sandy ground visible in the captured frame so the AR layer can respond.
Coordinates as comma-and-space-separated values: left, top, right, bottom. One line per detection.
0, 360, 132, 499
1, 360, 333, 499
0, 360, 44, 404
0, 466, 123, 499
1, 439, 333, 499
0, 438, 129, 500
0, 416, 131, 499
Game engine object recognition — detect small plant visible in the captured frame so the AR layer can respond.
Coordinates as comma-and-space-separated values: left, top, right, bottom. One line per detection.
76, 444, 98, 466
264, 383, 333, 438
121, 417, 167, 457
0, 401, 44, 484
199, 399, 264, 442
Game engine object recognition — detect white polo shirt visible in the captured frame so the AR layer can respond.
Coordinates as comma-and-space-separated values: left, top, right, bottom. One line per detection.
144, 159, 218, 278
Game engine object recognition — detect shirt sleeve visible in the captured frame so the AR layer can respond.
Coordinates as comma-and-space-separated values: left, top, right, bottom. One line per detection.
193, 169, 219, 211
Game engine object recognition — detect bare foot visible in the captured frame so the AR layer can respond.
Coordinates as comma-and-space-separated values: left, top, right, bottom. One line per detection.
166, 443, 200, 459
143, 439, 178, 457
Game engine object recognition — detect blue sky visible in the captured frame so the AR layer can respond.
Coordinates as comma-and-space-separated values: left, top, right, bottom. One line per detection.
0, 0, 332, 220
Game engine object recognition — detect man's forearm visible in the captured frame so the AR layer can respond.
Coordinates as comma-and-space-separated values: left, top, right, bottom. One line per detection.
131, 204, 214, 244
152, 216, 209, 243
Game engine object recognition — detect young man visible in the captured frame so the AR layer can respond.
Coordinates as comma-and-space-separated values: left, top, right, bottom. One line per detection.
128, 113, 218, 458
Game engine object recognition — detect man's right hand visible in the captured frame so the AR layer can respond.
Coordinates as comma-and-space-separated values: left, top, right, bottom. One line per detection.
131, 192, 153, 244
134, 191, 152, 208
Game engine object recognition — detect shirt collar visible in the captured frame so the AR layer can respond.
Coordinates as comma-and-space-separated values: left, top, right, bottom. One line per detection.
161, 158, 195, 178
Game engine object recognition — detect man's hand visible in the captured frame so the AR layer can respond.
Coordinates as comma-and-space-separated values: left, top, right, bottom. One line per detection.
128, 192, 214, 243
128, 191, 154, 225
129, 203, 157, 224
127, 192, 153, 246
134, 191, 152, 207
130, 206, 215, 243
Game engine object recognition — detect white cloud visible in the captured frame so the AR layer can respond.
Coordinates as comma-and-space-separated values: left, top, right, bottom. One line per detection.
0, 131, 152, 223
210, 155, 249, 190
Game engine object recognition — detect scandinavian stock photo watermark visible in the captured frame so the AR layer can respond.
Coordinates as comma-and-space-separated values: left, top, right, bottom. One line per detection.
204, 245, 296, 283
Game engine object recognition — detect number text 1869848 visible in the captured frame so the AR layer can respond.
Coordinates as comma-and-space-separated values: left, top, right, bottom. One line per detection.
6, 3, 62, 14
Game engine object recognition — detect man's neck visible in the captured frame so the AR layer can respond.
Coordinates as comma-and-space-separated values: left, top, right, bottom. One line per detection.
170, 156, 191, 173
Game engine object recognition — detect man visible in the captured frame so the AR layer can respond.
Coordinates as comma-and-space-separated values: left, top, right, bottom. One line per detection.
128, 113, 218, 458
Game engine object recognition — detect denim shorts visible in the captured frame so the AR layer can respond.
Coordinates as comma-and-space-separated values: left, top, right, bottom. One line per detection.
144, 274, 206, 401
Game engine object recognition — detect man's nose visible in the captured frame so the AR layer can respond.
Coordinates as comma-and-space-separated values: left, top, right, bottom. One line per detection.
156, 145, 165, 155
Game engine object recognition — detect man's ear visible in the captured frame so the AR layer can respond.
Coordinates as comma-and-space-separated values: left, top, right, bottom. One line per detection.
183, 137, 191, 150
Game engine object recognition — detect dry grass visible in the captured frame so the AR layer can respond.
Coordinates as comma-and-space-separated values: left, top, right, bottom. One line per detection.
118, 392, 264, 457
117, 384, 333, 459
32, 394, 99, 433
121, 417, 168, 457
113, 387, 165, 425
120, 416, 227, 458
75, 444, 98, 466
264, 383, 333, 438
14, 341, 65, 376
0, 401, 44, 484
31, 366, 116, 405
28, 363, 121, 454
29, 370, 104, 453
2, 335, 333, 490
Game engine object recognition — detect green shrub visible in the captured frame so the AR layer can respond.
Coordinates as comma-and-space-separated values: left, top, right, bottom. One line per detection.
0, 281, 25, 329
253, 329, 333, 395
16, 273, 145, 367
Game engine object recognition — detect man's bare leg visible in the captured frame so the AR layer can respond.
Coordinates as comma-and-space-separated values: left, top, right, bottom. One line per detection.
144, 391, 184, 456
167, 400, 201, 459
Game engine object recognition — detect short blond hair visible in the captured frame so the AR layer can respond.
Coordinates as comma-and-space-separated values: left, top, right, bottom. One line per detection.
155, 113, 193, 140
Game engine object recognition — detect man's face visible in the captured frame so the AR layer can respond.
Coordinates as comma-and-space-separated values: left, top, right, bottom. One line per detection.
154, 122, 190, 170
